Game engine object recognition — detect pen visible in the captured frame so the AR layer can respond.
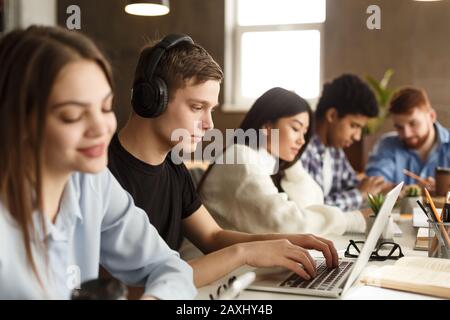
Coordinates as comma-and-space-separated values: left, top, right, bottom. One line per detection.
402, 169, 431, 187
217, 272, 256, 300
417, 200, 443, 256
416, 200, 434, 222
442, 191, 450, 223
424, 188, 450, 249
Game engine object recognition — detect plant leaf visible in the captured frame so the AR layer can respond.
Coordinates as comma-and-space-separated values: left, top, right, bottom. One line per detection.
379, 69, 394, 89
366, 76, 383, 100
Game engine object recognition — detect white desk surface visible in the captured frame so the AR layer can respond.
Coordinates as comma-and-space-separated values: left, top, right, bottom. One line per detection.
194, 214, 439, 300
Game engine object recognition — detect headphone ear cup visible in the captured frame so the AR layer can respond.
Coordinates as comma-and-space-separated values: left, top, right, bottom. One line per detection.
131, 82, 156, 118
151, 77, 169, 118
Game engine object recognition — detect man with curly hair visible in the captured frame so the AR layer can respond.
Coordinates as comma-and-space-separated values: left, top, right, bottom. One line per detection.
301, 74, 387, 211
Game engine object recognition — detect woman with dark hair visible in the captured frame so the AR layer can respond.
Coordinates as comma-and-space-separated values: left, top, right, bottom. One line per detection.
198, 87, 366, 235
239, 87, 314, 190
0, 26, 196, 299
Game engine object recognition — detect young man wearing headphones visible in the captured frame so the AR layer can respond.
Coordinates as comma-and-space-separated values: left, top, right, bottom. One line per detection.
108, 34, 339, 288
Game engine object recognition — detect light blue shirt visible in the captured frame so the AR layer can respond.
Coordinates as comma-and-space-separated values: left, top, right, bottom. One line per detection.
365, 122, 450, 184
0, 169, 197, 300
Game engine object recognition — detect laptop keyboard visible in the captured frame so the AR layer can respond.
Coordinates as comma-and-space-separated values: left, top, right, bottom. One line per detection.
279, 260, 354, 291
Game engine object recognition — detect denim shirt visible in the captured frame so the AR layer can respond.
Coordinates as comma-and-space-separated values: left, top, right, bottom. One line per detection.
365, 122, 450, 184
0, 169, 196, 299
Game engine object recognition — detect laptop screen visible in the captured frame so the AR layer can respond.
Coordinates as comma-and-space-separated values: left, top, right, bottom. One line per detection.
341, 182, 404, 295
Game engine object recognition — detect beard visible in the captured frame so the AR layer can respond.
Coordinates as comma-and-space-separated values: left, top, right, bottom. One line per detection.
402, 132, 430, 149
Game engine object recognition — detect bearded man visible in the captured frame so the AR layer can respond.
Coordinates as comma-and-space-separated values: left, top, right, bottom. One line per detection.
365, 87, 450, 191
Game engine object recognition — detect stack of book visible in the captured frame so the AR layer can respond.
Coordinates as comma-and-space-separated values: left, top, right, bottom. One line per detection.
414, 227, 429, 251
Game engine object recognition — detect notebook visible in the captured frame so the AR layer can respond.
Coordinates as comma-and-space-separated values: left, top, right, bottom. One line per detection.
247, 182, 404, 298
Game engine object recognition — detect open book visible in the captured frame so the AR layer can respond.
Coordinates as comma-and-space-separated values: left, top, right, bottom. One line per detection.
361, 257, 450, 299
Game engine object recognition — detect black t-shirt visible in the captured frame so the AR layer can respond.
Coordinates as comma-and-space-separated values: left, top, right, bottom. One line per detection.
108, 134, 202, 250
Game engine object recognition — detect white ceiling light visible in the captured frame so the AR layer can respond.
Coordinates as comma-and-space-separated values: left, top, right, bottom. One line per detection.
125, 0, 170, 16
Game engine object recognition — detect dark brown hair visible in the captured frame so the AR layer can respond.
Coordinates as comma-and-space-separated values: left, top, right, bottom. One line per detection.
198, 87, 314, 193
0, 26, 113, 284
315, 74, 378, 120
134, 38, 223, 101
389, 87, 431, 115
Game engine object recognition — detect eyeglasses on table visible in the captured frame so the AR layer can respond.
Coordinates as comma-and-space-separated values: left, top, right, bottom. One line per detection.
344, 240, 404, 261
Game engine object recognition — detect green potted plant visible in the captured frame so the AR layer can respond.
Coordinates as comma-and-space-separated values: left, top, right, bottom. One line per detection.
346, 69, 398, 172
366, 193, 394, 242
367, 193, 385, 216
400, 185, 422, 214
364, 68, 397, 135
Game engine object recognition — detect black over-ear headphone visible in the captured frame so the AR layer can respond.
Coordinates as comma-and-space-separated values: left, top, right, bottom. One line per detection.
131, 34, 194, 118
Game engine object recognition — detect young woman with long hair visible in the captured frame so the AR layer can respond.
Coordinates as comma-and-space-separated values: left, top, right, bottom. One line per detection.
198, 87, 366, 236
0, 26, 196, 299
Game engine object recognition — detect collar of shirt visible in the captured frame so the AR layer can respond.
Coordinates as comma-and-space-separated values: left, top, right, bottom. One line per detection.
310, 134, 343, 160
435, 122, 450, 145
310, 134, 327, 157
33, 174, 83, 242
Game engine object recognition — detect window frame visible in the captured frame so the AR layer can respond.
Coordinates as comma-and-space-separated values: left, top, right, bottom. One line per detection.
223, 0, 325, 112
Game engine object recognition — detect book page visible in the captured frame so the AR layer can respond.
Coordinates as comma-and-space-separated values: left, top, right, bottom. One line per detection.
393, 256, 450, 273
414, 238, 429, 251
363, 265, 450, 287
416, 227, 429, 240
362, 259, 450, 299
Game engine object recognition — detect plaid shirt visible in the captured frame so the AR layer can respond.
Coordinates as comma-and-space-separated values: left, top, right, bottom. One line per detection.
301, 135, 363, 211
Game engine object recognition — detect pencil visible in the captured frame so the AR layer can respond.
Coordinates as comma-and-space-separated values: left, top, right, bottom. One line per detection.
424, 188, 450, 248
403, 169, 430, 186
418, 199, 442, 254
424, 188, 440, 221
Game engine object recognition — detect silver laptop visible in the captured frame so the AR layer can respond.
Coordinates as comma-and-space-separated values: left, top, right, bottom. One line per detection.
248, 182, 404, 298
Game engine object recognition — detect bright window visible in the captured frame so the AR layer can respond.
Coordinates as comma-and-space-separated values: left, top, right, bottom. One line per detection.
237, 0, 325, 26
224, 0, 326, 111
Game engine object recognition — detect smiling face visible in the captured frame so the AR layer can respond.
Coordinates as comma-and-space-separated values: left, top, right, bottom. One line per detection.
43, 60, 117, 176
265, 112, 310, 162
153, 78, 220, 153
391, 107, 436, 149
325, 108, 368, 148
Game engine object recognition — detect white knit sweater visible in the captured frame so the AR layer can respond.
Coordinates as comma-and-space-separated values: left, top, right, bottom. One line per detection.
199, 144, 366, 236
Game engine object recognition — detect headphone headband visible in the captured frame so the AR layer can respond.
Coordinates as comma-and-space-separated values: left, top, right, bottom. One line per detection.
131, 34, 194, 118
144, 34, 194, 83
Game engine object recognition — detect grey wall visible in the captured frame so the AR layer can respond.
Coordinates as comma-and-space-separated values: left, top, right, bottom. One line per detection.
57, 0, 225, 130
56, 0, 450, 138
325, 0, 450, 129
325, 0, 450, 169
